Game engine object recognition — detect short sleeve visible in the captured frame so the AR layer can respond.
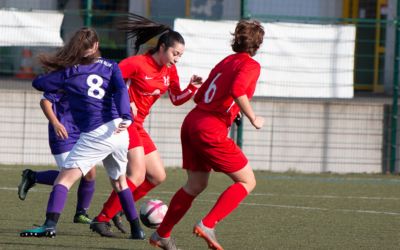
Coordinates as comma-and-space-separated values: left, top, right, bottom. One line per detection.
230, 60, 261, 99
118, 57, 137, 80
43, 92, 60, 103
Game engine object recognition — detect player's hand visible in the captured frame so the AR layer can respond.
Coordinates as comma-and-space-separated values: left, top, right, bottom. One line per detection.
130, 102, 138, 117
190, 75, 203, 88
115, 120, 132, 134
250, 116, 264, 129
53, 122, 68, 139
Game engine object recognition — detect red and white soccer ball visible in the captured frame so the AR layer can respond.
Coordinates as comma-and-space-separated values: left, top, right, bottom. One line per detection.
139, 199, 168, 229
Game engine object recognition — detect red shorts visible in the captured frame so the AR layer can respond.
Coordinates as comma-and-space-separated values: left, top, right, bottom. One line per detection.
128, 123, 157, 155
181, 109, 248, 173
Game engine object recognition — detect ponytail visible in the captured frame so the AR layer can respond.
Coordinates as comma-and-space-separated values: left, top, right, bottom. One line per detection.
117, 13, 170, 53
117, 13, 185, 55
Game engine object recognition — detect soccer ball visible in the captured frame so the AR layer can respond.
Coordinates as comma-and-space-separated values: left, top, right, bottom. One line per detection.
139, 199, 168, 229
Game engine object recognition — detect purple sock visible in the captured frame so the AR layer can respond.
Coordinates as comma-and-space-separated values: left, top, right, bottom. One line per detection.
76, 179, 95, 213
46, 184, 69, 214
36, 170, 59, 185
118, 188, 138, 221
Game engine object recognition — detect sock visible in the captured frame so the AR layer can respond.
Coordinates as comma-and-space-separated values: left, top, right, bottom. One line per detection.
36, 170, 59, 185
133, 179, 156, 201
46, 184, 69, 216
45, 212, 60, 227
96, 179, 137, 222
76, 178, 95, 214
117, 188, 138, 221
202, 182, 248, 228
157, 188, 195, 238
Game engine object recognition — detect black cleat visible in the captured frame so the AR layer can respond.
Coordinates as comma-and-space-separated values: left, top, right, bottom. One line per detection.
90, 218, 114, 237
129, 218, 145, 240
112, 211, 127, 233
18, 169, 36, 200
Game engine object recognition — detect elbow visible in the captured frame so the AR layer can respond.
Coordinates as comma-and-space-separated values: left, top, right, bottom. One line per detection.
32, 78, 45, 91
172, 101, 182, 106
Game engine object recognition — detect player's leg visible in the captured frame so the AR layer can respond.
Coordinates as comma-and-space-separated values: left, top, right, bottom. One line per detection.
132, 126, 161, 201
194, 165, 255, 250
92, 146, 145, 236
202, 163, 255, 228
74, 167, 96, 224
17, 151, 69, 200
17, 169, 58, 200
20, 168, 83, 238
151, 170, 209, 248
103, 147, 145, 240
134, 150, 165, 200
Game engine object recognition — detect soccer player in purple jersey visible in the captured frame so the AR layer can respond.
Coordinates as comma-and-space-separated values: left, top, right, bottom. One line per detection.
19, 27, 145, 240
17, 91, 96, 224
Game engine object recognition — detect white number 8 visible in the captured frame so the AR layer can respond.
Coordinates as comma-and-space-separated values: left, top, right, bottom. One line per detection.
204, 73, 221, 103
87, 74, 105, 99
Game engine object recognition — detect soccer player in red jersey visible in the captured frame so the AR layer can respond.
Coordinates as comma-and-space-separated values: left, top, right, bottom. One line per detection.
90, 14, 203, 236
149, 19, 265, 250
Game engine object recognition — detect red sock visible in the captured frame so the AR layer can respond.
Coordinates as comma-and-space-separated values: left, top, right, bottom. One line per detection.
96, 179, 137, 222
157, 188, 195, 238
133, 179, 156, 201
202, 182, 248, 228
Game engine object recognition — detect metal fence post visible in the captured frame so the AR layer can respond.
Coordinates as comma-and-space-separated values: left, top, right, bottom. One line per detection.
85, 0, 93, 27
240, 0, 250, 19
390, 0, 400, 173
235, 0, 250, 149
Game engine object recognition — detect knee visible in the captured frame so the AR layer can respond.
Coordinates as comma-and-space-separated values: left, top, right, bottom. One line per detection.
241, 177, 256, 193
184, 180, 208, 196
146, 170, 166, 186
84, 168, 96, 181
127, 171, 146, 186
111, 176, 127, 192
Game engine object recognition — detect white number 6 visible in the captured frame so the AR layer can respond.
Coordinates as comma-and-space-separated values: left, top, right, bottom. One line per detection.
87, 74, 105, 99
204, 73, 221, 103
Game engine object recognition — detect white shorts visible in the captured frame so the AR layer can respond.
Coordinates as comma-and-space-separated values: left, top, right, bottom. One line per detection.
53, 152, 70, 169
64, 118, 129, 180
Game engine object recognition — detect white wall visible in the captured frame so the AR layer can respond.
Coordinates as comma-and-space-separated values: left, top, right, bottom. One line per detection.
0, 85, 385, 173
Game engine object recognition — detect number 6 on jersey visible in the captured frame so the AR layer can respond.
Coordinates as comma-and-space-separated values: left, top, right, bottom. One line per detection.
204, 73, 221, 103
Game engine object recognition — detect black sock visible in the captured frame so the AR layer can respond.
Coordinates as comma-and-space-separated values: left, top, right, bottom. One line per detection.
129, 218, 141, 229
45, 212, 60, 227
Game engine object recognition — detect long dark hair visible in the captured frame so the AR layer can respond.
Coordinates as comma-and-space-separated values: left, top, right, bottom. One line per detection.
117, 13, 185, 55
231, 19, 264, 57
38, 27, 100, 72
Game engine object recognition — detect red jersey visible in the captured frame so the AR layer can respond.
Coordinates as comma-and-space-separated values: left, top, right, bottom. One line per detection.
119, 53, 198, 125
194, 53, 261, 126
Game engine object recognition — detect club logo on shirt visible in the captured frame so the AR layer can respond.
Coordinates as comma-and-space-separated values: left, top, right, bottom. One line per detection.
163, 76, 170, 86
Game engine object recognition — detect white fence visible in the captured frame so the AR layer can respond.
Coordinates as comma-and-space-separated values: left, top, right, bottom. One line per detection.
0, 81, 386, 173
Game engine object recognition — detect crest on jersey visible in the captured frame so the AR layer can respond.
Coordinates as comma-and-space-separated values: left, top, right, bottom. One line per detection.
163, 76, 170, 86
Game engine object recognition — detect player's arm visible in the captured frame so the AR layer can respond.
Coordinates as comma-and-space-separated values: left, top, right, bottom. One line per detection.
111, 63, 133, 133
119, 58, 139, 116
40, 96, 68, 139
32, 70, 64, 92
168, 66, 203, 105
231, 61, 264, 129
234, 95, 264, 129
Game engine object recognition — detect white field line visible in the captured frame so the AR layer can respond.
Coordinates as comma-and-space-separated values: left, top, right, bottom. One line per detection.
150, 190, 400, 201
2, 187, 399, 217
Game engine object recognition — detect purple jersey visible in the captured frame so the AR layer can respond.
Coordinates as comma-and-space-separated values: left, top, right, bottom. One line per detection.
33, 58, 132, 132
43, 92, 80, 155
